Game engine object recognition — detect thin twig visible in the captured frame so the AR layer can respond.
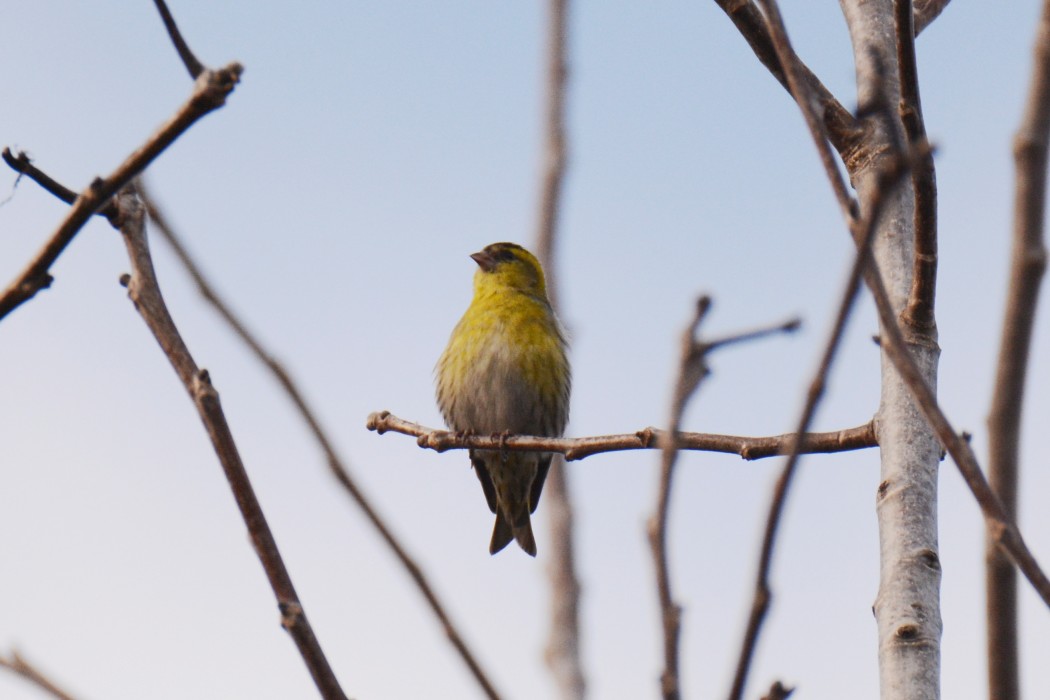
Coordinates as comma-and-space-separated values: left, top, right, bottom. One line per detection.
896, 0, 939, 333
152, 0, 204, 78
0, 651, 80, 700
367, 411, 877, 463
1, 149, 104, 215
986, 2, 1050, 698
532, 1, 582, 697
646, 300, 800, 700
650, 297, 712, 700
759, 681, 795, 700
712, 0, 863, 159
0, 63, 241, 322
108, 186, 348, 700
140, 187, 503, 700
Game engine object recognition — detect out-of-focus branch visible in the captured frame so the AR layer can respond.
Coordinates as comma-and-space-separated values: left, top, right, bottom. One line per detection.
896, 0, 939, 334
0, 651, 79, 700
535, 0, 569, 311
531, 1, 581, 697
152, 0, 204, 78
0, 61, 241, 322
712, 0, 864, 159
986, 2, 1050, 698
106, 186, 349, 700
367, 412, 876, 463
141, 187, 503, 700
649, 298, 707, 700
646, 301, 800, 700
759, 681, 795, 700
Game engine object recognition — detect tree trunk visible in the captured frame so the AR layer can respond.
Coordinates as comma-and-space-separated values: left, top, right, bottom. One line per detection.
839, 1, 944, 698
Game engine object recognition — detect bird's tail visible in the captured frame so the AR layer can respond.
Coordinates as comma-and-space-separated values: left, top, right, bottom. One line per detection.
489, 510, 537, 557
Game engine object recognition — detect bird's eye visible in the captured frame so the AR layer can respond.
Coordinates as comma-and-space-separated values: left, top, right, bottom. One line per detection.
489, 246, 520, 264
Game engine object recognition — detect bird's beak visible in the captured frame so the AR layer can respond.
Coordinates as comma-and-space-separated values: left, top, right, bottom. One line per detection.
470, 250, 497, 272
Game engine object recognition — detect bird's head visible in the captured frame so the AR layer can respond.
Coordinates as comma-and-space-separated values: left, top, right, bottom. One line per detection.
470, 242, 549, 299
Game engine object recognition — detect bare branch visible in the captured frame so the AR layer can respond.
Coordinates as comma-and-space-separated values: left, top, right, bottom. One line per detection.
1, 149, 91, 213
986, 2, 1050, 698
0, 651, 80, 700
534, 0, 569, 312
530, 2, 582, 696
102, 186, 348, 699
0, 63, 242, 322
759, 681, 795, 700
896, 0, 939, 333
152, 0, 205, 78
141, 187, 503, 700
367, 412, 877, 463
643, 299, 800, 700
712, 0, 864, 159
649, 296, 712, 700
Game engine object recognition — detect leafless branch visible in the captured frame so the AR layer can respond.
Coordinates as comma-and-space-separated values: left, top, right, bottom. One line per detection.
1, 149, 99, 215
712, 0, 864, 159
759, 681, 795, 700
896, 0, 939, 333
0, 651, 80, 700
986, 2, 1050, 698
0, 62, 241, 322
103, 186, 348, 699
531, 0, 583, 694
367, 412, 876, 463
152, 0, 204, 78
649, 297, 710, 700
141, 186, 503, 700
535, 0, 569, 311
644, 300, 800, 700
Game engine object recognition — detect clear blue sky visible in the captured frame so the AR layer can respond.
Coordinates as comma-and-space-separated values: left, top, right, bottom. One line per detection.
2, 2, 1048, 698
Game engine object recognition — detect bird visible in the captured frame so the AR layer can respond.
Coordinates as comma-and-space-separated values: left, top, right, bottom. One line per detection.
435, 242, 570, 556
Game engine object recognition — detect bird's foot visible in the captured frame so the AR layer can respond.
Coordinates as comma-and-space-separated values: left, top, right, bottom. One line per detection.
493, 430, 512, 462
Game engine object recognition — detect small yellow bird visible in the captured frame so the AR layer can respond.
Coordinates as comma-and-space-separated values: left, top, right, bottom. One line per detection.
436, 242, 570, 556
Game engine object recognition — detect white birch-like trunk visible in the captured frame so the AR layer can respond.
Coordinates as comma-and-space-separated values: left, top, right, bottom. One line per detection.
839, 2, 944, 699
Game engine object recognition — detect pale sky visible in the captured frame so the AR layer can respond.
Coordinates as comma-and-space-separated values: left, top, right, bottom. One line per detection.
2, 2, 1049, 699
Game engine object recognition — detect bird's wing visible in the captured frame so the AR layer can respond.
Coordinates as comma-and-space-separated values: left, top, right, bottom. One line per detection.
529, 454, 552, 514
470, 450, 498, 514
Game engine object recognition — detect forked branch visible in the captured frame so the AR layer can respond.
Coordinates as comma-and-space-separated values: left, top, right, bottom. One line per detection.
0, 61, 241, 322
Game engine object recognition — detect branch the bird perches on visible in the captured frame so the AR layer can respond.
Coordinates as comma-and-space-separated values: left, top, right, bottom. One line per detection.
366, 411, 878, 462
